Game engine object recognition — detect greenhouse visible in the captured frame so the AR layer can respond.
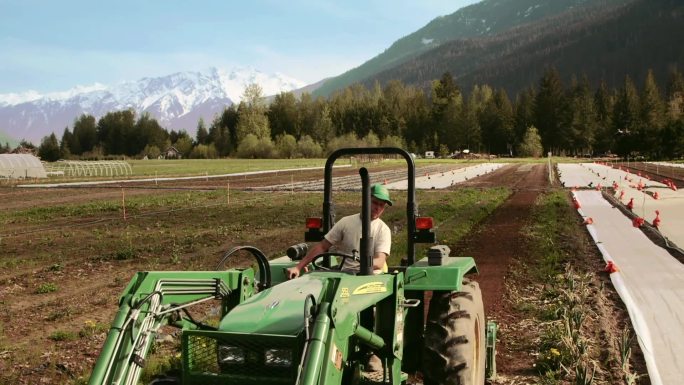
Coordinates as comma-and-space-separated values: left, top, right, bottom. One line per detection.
0, 154, 47, 179
44, 160, 133, 177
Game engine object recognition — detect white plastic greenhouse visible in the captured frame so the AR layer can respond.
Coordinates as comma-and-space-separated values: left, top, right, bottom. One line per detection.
0, 154, 47, 179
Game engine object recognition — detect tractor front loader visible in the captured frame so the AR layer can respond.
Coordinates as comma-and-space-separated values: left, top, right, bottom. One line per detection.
88, 147, 494, 385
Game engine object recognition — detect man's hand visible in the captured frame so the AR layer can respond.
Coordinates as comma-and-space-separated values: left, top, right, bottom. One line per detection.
286, 266, 301, 280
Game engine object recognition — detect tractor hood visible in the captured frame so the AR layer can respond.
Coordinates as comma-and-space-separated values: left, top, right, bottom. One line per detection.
218, 274, 330, 335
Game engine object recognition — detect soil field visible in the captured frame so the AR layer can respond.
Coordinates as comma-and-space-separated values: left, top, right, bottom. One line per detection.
0, 161, 647, 385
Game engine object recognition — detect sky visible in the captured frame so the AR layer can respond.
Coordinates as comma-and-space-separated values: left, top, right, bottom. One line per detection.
0, 0, 480, 95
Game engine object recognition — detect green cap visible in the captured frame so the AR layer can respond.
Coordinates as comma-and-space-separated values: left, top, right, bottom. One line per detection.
371, 183, 392, 206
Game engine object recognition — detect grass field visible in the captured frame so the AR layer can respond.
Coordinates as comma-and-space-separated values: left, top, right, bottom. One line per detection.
128, 158, 329, 177
33, 156, 569, 182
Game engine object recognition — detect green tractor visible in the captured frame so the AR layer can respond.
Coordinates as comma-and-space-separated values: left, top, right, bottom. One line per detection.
87, 147, 495, 385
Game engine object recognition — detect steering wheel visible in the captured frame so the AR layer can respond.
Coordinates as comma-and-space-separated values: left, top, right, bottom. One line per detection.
216, 246, 271, 290
311, 251, 358, 271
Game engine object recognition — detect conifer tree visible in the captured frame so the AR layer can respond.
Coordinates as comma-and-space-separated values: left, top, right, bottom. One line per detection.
613, 76, 641, 157
72, 114, 97, 154
268, 92, 298, 138
195, 118, 209, 145
480, 88, 514, 155
593, 81, 615, 154
639, 69, 666, 157
38, 133, 61, 162
563, 76, 597, 155
430, 72, 461, 150
514, 87, 536, 149
666, 68, 684, 122
534, 68, 565, 154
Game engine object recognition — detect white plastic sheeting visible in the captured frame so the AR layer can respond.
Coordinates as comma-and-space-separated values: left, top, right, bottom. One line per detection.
384, 163, 507, 190
558, 163, 684, 250
0, 154, 47, 179
572, 191, 684, 385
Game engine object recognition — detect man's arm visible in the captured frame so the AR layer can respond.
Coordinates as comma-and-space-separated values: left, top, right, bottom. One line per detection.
372, 252, 388, 273
286, 239, 332, 279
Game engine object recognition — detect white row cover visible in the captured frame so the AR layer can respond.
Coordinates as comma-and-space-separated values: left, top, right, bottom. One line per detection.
558, 163, 684, 250
573, 191, 684, 385
0, 154, 47, 179
384, 163, 507, 190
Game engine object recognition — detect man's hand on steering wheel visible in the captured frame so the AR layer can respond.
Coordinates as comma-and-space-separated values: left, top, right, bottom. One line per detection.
286, 251, 358, 279
310, 250, 358, 271
286, 266, 302, 280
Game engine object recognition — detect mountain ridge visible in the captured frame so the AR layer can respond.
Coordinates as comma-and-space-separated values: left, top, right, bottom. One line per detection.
0, 67, 305, 143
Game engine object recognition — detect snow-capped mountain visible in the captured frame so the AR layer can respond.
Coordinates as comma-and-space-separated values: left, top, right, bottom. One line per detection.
0, 67, 306, 143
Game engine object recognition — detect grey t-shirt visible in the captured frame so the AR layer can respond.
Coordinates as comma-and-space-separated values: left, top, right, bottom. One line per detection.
324, 214, 391, 273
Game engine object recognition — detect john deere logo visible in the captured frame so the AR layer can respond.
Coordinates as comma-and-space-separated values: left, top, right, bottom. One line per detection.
352, 282, 387, 295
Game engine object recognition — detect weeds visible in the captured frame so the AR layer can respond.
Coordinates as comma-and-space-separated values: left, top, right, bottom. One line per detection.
570, 361, 596, 385
46, 307, 75, 321
47, 263, 62, 272
526, 191, 600, 384
618, 328, 643, 384
79, 320, 109, 338
36, 282, 58, 294
49, 330, 77, 341
115, 247, 136, 260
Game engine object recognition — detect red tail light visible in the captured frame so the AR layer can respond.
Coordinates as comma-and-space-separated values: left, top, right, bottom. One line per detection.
306, 217, 323, 229
416, 217, 433, 230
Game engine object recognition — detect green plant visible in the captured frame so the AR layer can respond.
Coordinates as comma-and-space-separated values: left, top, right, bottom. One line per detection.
79, 320, 109, 338
570, 361, 596, 385
138, 345, 183, 383
70, 376, 89, 385
115, 246, 136, 260
47, 263, 62, 272
618, 328, 634, 370
36, 282, 57, 294
46, 307, 75, 321
617, 327, 644, 384
49, 330, 77, 341
170, 242, 182, 264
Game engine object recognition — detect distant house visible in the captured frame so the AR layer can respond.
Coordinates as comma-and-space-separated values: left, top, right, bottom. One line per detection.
164, 146, 182, 159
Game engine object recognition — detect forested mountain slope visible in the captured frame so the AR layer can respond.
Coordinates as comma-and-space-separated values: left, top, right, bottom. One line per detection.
363, 0, 683, 97
314, 0, 633, 97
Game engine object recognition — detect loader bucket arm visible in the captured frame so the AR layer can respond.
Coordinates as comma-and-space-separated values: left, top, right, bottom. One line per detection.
88, 270, 252, 385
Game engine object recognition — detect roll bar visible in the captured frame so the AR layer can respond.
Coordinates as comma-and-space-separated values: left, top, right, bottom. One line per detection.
322, 147, 419, 265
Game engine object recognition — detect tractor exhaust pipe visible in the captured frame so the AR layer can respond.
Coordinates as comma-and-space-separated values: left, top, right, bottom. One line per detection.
359, 167, 372, 276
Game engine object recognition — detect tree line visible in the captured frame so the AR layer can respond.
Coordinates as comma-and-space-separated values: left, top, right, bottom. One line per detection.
23, 67, 684, 162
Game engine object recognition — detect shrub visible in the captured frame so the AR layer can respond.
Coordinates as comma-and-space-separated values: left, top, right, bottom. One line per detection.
189, 143, 218, 159
297, 135, 323, 158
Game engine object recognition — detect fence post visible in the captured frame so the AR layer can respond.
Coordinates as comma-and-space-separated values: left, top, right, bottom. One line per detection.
122, 188, 127, 220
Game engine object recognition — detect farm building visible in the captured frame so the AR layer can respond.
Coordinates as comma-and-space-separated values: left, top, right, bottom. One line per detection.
0, 154, 48, 179
164, 146, 182, 159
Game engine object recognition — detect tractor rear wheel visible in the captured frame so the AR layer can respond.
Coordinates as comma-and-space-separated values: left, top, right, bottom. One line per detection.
422, 279, 485, 385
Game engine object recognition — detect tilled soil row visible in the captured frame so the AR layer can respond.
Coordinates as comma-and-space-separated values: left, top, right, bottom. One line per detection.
449, 163, 645, 383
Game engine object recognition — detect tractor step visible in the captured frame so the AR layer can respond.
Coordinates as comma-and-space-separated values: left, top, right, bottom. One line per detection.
359, 370, 408, 384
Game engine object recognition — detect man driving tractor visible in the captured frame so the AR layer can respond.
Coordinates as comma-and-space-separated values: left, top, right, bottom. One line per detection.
286, 183, 393, 279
